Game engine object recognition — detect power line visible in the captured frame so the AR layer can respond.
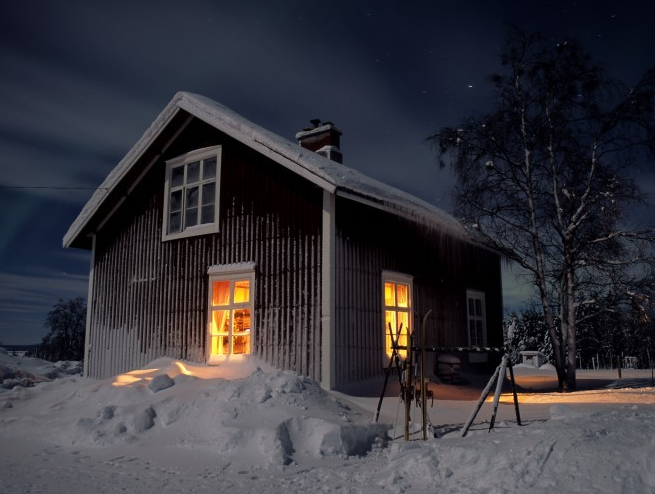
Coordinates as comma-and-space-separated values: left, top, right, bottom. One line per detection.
0, 185, 109, 190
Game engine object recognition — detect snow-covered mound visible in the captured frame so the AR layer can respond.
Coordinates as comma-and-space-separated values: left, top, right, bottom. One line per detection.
1, 357, 387, 467
2, 354, 655, 493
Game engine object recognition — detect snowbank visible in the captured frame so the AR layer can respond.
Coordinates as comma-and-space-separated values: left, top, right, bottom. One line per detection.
1, 353, 655, 493
1, 356, 387, 468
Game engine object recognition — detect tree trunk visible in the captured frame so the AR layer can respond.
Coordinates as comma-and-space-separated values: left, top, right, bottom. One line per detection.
540, 298, 565, 389
565, 266, 578, 391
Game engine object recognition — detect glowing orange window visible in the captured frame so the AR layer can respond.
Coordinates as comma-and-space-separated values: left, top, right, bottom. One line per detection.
383, 275, 412, 360
209, 277, 253, 360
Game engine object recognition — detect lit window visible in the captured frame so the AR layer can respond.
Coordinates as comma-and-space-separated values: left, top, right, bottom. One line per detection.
467, 290, 486, 347
383, 273, 413, 360
163, 146, 221, 241
208, 272, 254, 361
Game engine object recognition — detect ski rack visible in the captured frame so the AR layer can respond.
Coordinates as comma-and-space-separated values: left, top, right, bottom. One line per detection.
375, 316, 521, 441
459, 350, 521, 437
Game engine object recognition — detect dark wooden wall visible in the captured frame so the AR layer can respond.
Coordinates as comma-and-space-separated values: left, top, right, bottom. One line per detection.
333, 198, 503, 386
83, 112, 502, 385
86, 116, 323, 379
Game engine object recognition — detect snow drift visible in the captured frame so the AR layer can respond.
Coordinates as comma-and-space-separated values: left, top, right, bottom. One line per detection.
1, 350, 655, 493
2, 356, 387, 468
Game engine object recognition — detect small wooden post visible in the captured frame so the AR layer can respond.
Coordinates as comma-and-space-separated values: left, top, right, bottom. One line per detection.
488, 354, 508, 432
461, 363, 501, 437
617, 355, 622, 379
420, 310, 432, 440
404, 332, 413, 441
507, 359, 522, 426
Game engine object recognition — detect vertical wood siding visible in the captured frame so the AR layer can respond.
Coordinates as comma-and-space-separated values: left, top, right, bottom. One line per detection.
86, 122, 323, 380
83, 114, 502, 386
333, 197, 502, 387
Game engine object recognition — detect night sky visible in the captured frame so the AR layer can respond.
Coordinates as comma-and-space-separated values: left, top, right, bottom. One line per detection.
1, 1, 653, 344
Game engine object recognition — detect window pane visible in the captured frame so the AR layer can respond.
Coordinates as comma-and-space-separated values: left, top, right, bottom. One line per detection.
187, 161, 200, 183
469, 320, 477, 346
234, 280, 250, 303
212, 281, 230, 305
203, 157, 217, 180
200, 204, 214, 224
397, 311, 409, 349
211, 310, 230, 335
211, 335, 229, 356
171, 166, 184, 187
475, 299, 482, 317
385, 310, 397, 358
468, 298, 475, 316
396, 284, 409, 308
202, 182, 215, 205
170, 190, 182, 212
233, 309, 250, 333
384, 282, 395, 307
185, 207, 198, 228
232, 308, 250, 355
186, 186, 199, 208
168, 211, 181, 233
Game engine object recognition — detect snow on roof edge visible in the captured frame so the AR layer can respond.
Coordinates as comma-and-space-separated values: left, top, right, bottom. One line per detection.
176, 93, 339, 192
63, 96, 182, 248
176, 93, 467, 239
64, 91, 469, 248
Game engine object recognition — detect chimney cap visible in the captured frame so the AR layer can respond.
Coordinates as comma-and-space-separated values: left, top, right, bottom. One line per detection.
296, 120, 342, 140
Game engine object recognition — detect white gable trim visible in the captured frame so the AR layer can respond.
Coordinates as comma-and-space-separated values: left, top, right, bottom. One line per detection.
63, 103, 186, 248
64, 91, 469, 249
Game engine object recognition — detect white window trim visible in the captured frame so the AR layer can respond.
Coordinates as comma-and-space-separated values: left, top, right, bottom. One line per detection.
382, 271, 413, 365
162, 145, 222, 242
466, 289, 487, 347
207, 267, 255, 364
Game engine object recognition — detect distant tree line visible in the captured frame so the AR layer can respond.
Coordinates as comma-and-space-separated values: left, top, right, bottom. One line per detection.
508, 294, 655, 370
37, 297, 86, 362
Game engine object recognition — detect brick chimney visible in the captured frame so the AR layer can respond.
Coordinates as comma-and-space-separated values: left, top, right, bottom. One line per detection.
295, 119, 343, 163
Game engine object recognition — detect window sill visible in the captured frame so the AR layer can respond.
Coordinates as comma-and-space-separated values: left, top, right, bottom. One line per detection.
162, 223, 219, 242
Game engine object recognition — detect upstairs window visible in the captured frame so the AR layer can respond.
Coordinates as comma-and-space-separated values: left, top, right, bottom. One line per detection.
383, 272, 413, 361
163, 146, 221, 241
467, 290, 487, 347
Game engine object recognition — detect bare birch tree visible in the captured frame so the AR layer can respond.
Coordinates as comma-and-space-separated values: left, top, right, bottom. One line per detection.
431, 27, 655, 391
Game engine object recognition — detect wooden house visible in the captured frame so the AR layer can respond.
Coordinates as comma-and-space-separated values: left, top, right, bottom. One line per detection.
64, 92, 503, 389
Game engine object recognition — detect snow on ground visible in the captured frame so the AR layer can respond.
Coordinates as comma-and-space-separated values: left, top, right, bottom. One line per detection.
0, 347, 82, 389
1, 347, 654, 494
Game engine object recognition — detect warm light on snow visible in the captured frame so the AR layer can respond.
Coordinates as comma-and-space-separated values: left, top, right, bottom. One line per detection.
2, 348, 655, 493
110, 357, 266, 386
111, 361, 197, 387
500, 387, 655, 405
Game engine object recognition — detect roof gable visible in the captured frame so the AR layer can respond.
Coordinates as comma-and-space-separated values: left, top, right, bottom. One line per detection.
64, 92, 466, 248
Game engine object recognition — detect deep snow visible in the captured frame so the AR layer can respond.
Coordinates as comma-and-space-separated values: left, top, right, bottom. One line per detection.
1, 347, 654, 493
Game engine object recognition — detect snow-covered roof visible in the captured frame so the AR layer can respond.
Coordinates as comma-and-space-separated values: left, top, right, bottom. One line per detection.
64, 91, 467, 248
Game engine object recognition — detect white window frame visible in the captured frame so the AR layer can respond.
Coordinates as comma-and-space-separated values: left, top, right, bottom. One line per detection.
162, 145, 221, 241
207, 263, 255, 364
466, 290, 487, 348
382, 271, 413, 364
